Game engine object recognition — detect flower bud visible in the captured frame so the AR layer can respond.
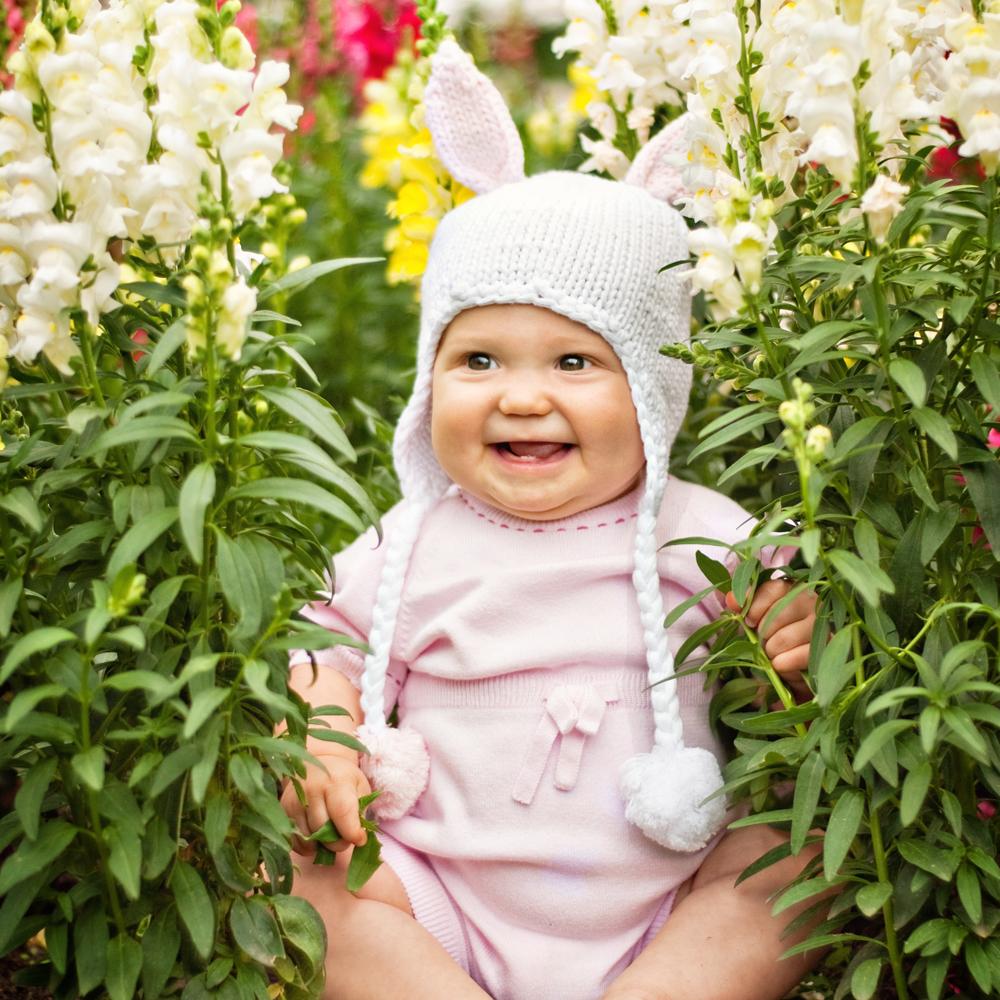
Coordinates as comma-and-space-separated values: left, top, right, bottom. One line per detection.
220, 25, 254, 70
288, 255, 311, 273
260, 241, 281, 260
181, 274, 204, 300
805, 425, 832, 460
24, 20, 56, 58
253, 398, 269, 417
287, 207, 308, 227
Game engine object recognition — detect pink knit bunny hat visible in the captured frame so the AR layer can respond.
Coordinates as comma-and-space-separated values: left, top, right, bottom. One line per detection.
356, 40, 727, 854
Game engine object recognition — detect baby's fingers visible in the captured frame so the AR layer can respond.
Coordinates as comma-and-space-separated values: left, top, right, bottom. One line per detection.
323, 784, 368, 849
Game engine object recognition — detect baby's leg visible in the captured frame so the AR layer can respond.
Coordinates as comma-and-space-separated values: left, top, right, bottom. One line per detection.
290, 847, 491, 1000
602, 825, 830, 1000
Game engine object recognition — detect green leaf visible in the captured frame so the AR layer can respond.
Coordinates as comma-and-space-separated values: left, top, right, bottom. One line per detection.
183, 687, 230, 740
912, 408, 958, 460
226, 478, 364, 534
257, 386, 355, 461
106, 933, 143, 1000
963, 461, 1000, 556
142, 906, 181, 999
853, 720, 913, 772
823, 788, 864, 880
271, 895, 327, 982
969, 352, 1000, 412
307, 728, 368, 754
75, 900, 109, 995
179, 463, 216, 565
898, 839, 960, 881
956, 863, 982, 924
14, 757, 58, 841
3, 683, 66, 733
663, 585, 721, 630
71, 746, 106, 792
791, 752, 825, 854
851, 958, 882, 1000
964, 938, 993, 995
346, 833, 383, 893
695, 550, 731, 592
889, 359, 928, 407
815, 626, 856, 708
688, 410, 777, 463
900, 761, 932, 827
149, 744, 202, 798
144, 317, 188, 377
106, 507, 179, 581
0, 819, 77, 895
215, 530, 264, 637
87, 416, 197, 453
256, 256, 381, 303
204, 791, 232, 855
920, 504, 959, 565
855, 881, 892, 917
229, 896, 286, 967
239, 430, 377, 526
0, 578, 22, 638
828, 549, 895, 607
107, 825, 142, 901
0, 627, 77, 685
170, 862, 215, 960
0, 487, 43, 534
119, 280, 187, 307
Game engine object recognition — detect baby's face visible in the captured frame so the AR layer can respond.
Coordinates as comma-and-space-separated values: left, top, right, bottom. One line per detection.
430, 304, 644, 520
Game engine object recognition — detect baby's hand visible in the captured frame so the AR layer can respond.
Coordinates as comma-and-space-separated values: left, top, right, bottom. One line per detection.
725, 580, 817, 701
280, 753, 372, 855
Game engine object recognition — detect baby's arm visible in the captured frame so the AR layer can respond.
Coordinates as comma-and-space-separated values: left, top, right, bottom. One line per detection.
725, 581, 817, 700
281, 663, 372, 854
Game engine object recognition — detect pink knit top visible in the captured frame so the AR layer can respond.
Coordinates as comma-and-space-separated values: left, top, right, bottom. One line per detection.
294, 477, 763, 996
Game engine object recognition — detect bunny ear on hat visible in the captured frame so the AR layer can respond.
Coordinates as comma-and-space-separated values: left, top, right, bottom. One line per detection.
624, 113, 694, 206
423, 38, 526, 194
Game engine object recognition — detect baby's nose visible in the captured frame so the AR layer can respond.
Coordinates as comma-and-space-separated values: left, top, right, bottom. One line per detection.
497, 373, 553, 415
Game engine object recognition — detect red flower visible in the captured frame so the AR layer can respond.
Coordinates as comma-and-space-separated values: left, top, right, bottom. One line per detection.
978, 800, 997, 820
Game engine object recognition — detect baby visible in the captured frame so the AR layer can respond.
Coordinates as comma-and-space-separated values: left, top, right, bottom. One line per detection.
283, 42, 823, 1000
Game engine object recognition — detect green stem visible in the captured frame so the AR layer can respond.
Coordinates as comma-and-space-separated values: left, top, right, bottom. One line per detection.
869, 800, 909, 1000
78, 323, 106, 409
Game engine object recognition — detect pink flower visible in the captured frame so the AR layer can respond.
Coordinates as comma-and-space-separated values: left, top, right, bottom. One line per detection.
988, 427, 1000, 450
978, 800, 997, 820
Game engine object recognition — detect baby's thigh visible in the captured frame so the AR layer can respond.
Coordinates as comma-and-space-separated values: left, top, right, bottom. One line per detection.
290, 847, 413, 925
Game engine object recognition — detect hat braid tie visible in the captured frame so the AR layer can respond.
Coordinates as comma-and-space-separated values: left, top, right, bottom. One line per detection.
357, 499, 432, 820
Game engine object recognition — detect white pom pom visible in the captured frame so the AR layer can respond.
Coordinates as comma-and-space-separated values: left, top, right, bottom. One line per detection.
620, 744, 727, 852
357, 723, 430, 820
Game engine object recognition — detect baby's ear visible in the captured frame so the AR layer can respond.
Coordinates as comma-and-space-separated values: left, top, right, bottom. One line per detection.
624, 114, 693, 205
423, 39, 525, 194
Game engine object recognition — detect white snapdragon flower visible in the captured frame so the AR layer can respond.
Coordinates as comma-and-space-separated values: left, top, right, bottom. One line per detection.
728, 220, 771, 293
796, 94, 857, 185
11, 296, 78, 374
242, 61, 304, 132
687, 226, 745, 316
0, 225, 28, 287
953, 77, 1000, 173
592, 50, 646, 106
579, 134, 632, 178
24, 222, 94, 293
801, 20, 862, 89
0, 92, 47, 160
37, 51, 103, 116
860, 173, 910, 242
221, 130, 287, 217
586, 100, 619, 141
216, 278, 257, 360
0, 158, 60, 221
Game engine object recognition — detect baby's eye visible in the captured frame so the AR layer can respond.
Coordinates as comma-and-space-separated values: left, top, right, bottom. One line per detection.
465, 353, 497, 371
558, 355, 591, 372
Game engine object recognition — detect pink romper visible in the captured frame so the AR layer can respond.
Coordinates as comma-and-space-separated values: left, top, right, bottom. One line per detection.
296, 479, 759, 1000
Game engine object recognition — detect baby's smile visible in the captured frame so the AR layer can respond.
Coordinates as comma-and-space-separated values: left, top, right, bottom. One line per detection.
493, 441, 574, 462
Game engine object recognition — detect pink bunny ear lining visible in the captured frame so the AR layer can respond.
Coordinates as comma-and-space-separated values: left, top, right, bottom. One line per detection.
424, 39, 525, 195
625, 114, 693, 206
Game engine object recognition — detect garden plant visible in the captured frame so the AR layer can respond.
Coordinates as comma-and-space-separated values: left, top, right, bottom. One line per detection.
555, 1, 1000, 997
0, 0, 379, 996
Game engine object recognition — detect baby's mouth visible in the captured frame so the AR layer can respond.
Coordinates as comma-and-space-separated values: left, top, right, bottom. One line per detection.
495, 442, 572, 461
